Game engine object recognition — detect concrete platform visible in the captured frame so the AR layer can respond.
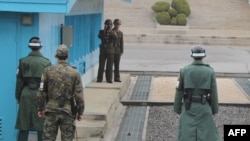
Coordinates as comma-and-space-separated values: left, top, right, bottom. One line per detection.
150, 77, 250, 104
29, 75, 250, 141
72, 73, 130, 140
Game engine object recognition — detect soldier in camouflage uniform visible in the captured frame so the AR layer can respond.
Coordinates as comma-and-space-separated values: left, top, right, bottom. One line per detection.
15, 37, 51, 141
37, 45, 85, 141
174, 46, 221, 141
97, 19, 115, 83
112, 19, 124, 82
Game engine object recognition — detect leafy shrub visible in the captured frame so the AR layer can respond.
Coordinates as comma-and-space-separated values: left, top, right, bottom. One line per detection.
151, 1, 170, 13
168, 8, 178, 18
156, 12, 171, 25
176, 14, 187, 25
171, 0, 191, 17
170, 17, 177, 25
152, 0, 190, 26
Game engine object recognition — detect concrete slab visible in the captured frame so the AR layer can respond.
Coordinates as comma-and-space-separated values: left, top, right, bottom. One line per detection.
84, 88, 119, 117
150, 77, 250, 104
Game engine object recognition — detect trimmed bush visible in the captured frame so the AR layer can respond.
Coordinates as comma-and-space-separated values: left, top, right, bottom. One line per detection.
156, 12, 171, 25
171, 0, 191, 17
170, 17, 177, 25
152, 0, 190, 26
151, 1, 170, 13
176, 14, 187, 25
168, 8, 178, 18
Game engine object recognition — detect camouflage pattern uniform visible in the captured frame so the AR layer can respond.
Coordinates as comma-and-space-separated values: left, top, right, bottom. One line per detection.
37, 45, 85, 141
15, 37, 51, 141
97, 19, 115, 83
112, 19, 123, 82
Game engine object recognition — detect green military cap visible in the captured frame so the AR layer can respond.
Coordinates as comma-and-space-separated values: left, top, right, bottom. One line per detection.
55, 44, 68, 57
114, 19, 121, 25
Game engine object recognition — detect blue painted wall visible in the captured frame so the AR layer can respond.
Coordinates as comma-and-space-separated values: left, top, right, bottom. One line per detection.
0, 1, 103, 140
65, 13, 101, 75
0, 12, 39, 141
38, 13, 64, 64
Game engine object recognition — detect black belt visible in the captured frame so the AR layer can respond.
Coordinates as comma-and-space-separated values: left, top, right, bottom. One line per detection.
191, 95, 208, 105
191, 96, 202, 102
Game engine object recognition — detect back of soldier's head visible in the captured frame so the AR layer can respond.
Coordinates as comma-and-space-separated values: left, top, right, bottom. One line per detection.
55, 44, 68, 60
28, 36, 42, 50
190, 46, 206, 60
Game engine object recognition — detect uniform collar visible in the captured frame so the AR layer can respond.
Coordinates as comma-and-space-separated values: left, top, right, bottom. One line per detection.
28, 50, 43, 57
191, 60, 205, 65
57, 60, 67, 64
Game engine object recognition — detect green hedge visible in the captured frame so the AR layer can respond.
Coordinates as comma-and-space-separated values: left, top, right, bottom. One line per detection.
170, 17, 177, 25
176, 14, 187, 25
171, 0, 191, 17
169, 8, 178, 18
152, 0, 191, 26
151, 1, 170, 13
156, 12, 171, 25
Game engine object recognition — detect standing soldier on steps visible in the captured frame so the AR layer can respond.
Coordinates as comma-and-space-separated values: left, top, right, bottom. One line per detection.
37, 45, 85, 141
174, 46, 221, 141
112, 19, 124, 82
97, 19, 115, 83
15, 37, 51, 141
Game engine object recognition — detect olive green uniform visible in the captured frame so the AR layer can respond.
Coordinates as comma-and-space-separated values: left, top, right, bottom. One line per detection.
97, 29, 115, 82
15, 51, 51, 140
37, 60, 85, 141
112, 28, 123, 81
174, 60, 221, 141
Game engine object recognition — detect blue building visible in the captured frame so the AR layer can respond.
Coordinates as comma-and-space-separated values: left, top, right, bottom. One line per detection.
0, 0, 103, 140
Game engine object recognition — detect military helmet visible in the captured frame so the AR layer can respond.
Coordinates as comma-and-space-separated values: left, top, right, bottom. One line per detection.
113, 19, 121, 25
104, 19, 112, 25
190, 46, 206, 59
28, 37, 42, 49
55, 44, 68, 58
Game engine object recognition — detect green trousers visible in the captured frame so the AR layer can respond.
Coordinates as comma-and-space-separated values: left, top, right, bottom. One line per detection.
17, 130, 43, 141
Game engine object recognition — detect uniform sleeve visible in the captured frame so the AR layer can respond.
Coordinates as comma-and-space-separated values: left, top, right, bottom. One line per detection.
120, 31, 124, 54
15, 60, 25, 102
37, 72, 48, 111
98, 30, 104, 39
174, 71, 184, 114
74, 72, 85, 115
210, 72, 219, 114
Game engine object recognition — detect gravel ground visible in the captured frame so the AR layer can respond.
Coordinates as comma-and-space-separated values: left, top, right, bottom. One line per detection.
146, 105, 250, 141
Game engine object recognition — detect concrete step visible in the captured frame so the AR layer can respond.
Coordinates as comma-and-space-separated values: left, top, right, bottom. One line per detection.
124, 33, 250, 46
104, 0, 158, 28
53, 74, 130, 140
75, 120, 107, 139
105, 0, 250, 31
122, 25, 250, 46
56, 120, 106, 140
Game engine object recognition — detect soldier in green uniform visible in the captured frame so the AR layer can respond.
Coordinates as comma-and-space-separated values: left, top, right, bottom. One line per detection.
15, 37, 51, 141
97, 19, 115, 83
37, 45, 85, 141
112, 19, 124, 82
174, 46, 221, 141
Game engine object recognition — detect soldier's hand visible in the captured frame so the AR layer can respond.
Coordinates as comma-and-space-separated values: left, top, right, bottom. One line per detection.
38, 111, 45, 118
76, 115, 83, 121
